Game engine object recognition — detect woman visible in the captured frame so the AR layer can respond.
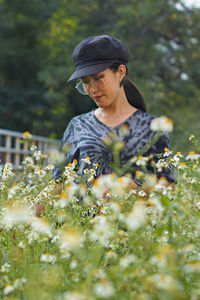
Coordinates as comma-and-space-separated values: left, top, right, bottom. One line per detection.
53, 35, 176, 187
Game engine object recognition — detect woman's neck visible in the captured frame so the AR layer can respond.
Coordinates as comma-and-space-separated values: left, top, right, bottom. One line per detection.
94, 89, 137, 127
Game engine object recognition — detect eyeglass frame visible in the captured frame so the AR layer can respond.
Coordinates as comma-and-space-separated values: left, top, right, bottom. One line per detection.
75, 69, 114, 95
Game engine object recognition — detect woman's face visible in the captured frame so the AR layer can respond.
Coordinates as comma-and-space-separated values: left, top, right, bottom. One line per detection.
81, 65, 126, 108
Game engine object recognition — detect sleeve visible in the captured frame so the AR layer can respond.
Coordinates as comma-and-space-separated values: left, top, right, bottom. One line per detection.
52, 119, 75, 181
144, 133, 177, 183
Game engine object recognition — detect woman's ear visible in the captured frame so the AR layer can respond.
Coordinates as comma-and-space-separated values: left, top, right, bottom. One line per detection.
118, 64, 126, 75
118, 64, 127, 87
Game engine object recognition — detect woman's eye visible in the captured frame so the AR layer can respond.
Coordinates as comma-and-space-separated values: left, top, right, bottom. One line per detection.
94, 76, 104, 82
82, 81, 89, 85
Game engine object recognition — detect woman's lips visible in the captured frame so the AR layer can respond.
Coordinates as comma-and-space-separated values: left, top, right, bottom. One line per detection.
93, 95, 103, 101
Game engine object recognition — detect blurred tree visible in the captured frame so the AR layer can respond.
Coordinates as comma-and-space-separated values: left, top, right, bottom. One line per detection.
0, 0, 58, 135
0, 0, 199, 151
111, 0, 200, 150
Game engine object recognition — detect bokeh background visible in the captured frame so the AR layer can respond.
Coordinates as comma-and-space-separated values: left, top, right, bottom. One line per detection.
0, 0, 199, 153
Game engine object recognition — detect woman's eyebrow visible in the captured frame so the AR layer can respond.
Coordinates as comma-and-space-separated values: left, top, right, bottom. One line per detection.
81, 73, 103, 80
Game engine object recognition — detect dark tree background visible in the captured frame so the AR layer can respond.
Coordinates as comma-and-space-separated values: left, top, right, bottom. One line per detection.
0, 0, 199, 151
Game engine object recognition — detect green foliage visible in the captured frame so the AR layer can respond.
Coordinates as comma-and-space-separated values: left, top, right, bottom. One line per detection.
0, 137, 200, 299
0, 0, 199, 152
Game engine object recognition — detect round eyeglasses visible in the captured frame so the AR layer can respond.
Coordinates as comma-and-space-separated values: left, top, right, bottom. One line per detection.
75, 70, 113, 95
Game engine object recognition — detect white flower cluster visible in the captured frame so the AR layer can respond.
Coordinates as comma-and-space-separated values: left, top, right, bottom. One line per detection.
2, 163, 14, 181
1, 206, 33, 228
22, 155, 34, 167
63, 159, 79, 183
33, 150, 42, 161
0, 262, 11, 273
34, 165, 46, 179
81, 156, 99, 183
89, 215, 114, 246
92, 173, 133, 198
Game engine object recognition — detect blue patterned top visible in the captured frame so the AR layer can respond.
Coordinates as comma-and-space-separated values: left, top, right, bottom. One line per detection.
53, 109, 176, 184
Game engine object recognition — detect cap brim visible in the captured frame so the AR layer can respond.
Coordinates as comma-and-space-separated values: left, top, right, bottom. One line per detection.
67, 61, 114, 82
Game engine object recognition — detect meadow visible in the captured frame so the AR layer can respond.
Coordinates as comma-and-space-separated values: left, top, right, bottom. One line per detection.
0, 118, 200, 300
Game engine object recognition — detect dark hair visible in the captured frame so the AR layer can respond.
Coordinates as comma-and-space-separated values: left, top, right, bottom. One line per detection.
109, 63, 147, 112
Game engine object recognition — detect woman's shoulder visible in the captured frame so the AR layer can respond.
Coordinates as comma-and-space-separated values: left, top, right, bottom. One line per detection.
128, 109, 156, 130
69, 110, 95, 124
135, 109, 156, 122
61, 111, 95, 143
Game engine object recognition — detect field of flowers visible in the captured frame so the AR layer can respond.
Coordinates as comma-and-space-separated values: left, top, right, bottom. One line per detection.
0, 119, 200, 300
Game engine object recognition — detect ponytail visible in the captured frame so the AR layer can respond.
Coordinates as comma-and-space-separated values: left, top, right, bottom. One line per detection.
123, 77, 147, 112
110, 63, 147, 112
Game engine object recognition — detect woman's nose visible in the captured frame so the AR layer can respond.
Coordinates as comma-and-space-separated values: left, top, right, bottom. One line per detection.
88, 81, 99, 93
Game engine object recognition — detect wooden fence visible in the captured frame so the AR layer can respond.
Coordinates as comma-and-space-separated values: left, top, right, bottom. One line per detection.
0, 128, 60, 167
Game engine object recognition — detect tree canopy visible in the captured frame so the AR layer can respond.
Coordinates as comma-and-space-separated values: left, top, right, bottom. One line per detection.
0, 0, 199, 150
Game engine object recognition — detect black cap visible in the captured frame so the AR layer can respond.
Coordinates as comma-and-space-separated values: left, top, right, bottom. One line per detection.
68, 35, 130, 82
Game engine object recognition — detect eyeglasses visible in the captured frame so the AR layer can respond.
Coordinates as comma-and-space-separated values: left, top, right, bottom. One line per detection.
75, 70, 113, 95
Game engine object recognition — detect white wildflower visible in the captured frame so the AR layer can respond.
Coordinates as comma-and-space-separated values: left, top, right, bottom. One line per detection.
45, 164, 54, 171
155, 159, 168, 172
126, 202, 146, 230
31, 218, 52, 237
148, 196, 164, 213
34, 166, 46, 178
13, 278, 27, 288
170, 152, 183, 166
177, 162, 186, 170
62, 291, 87, 300
138, 190, 147, 197
33, 150, 42, 161
2, 163, 14, 181
109, 202, 121, 216
27, 231, 39, 244
0, 262, 11, 273
1, 207, 33, 228
150, 116, 173, 132
30, 144, 37, 152
22, 156, 34, 167
94, 280, 115, 298
180, 73, 189, 81
7, 185, 20, 200
18, 241, 26, 248
163, 147, 172, 157
150, 254, 167, 268
150, 273, 178, 290
136, 156, 149, 166
84, 167, 97, 182
183, 260, 200, 273
81, 156, 91, 165
119, 254, 136, 269
40, 253, 56, 264
3, 284, 15, 295
189, 135, 195, 141
70, 260, 78, 270
90, 215, 113, 246
187, 178, 197, 184
63, 160, 79, 183
196, 200, 200, 210
59, 228, 82, 252
186, 151, 200, 160
49, 149, 66, 165
92, 269, 106, 280
92, 174, 133, 198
